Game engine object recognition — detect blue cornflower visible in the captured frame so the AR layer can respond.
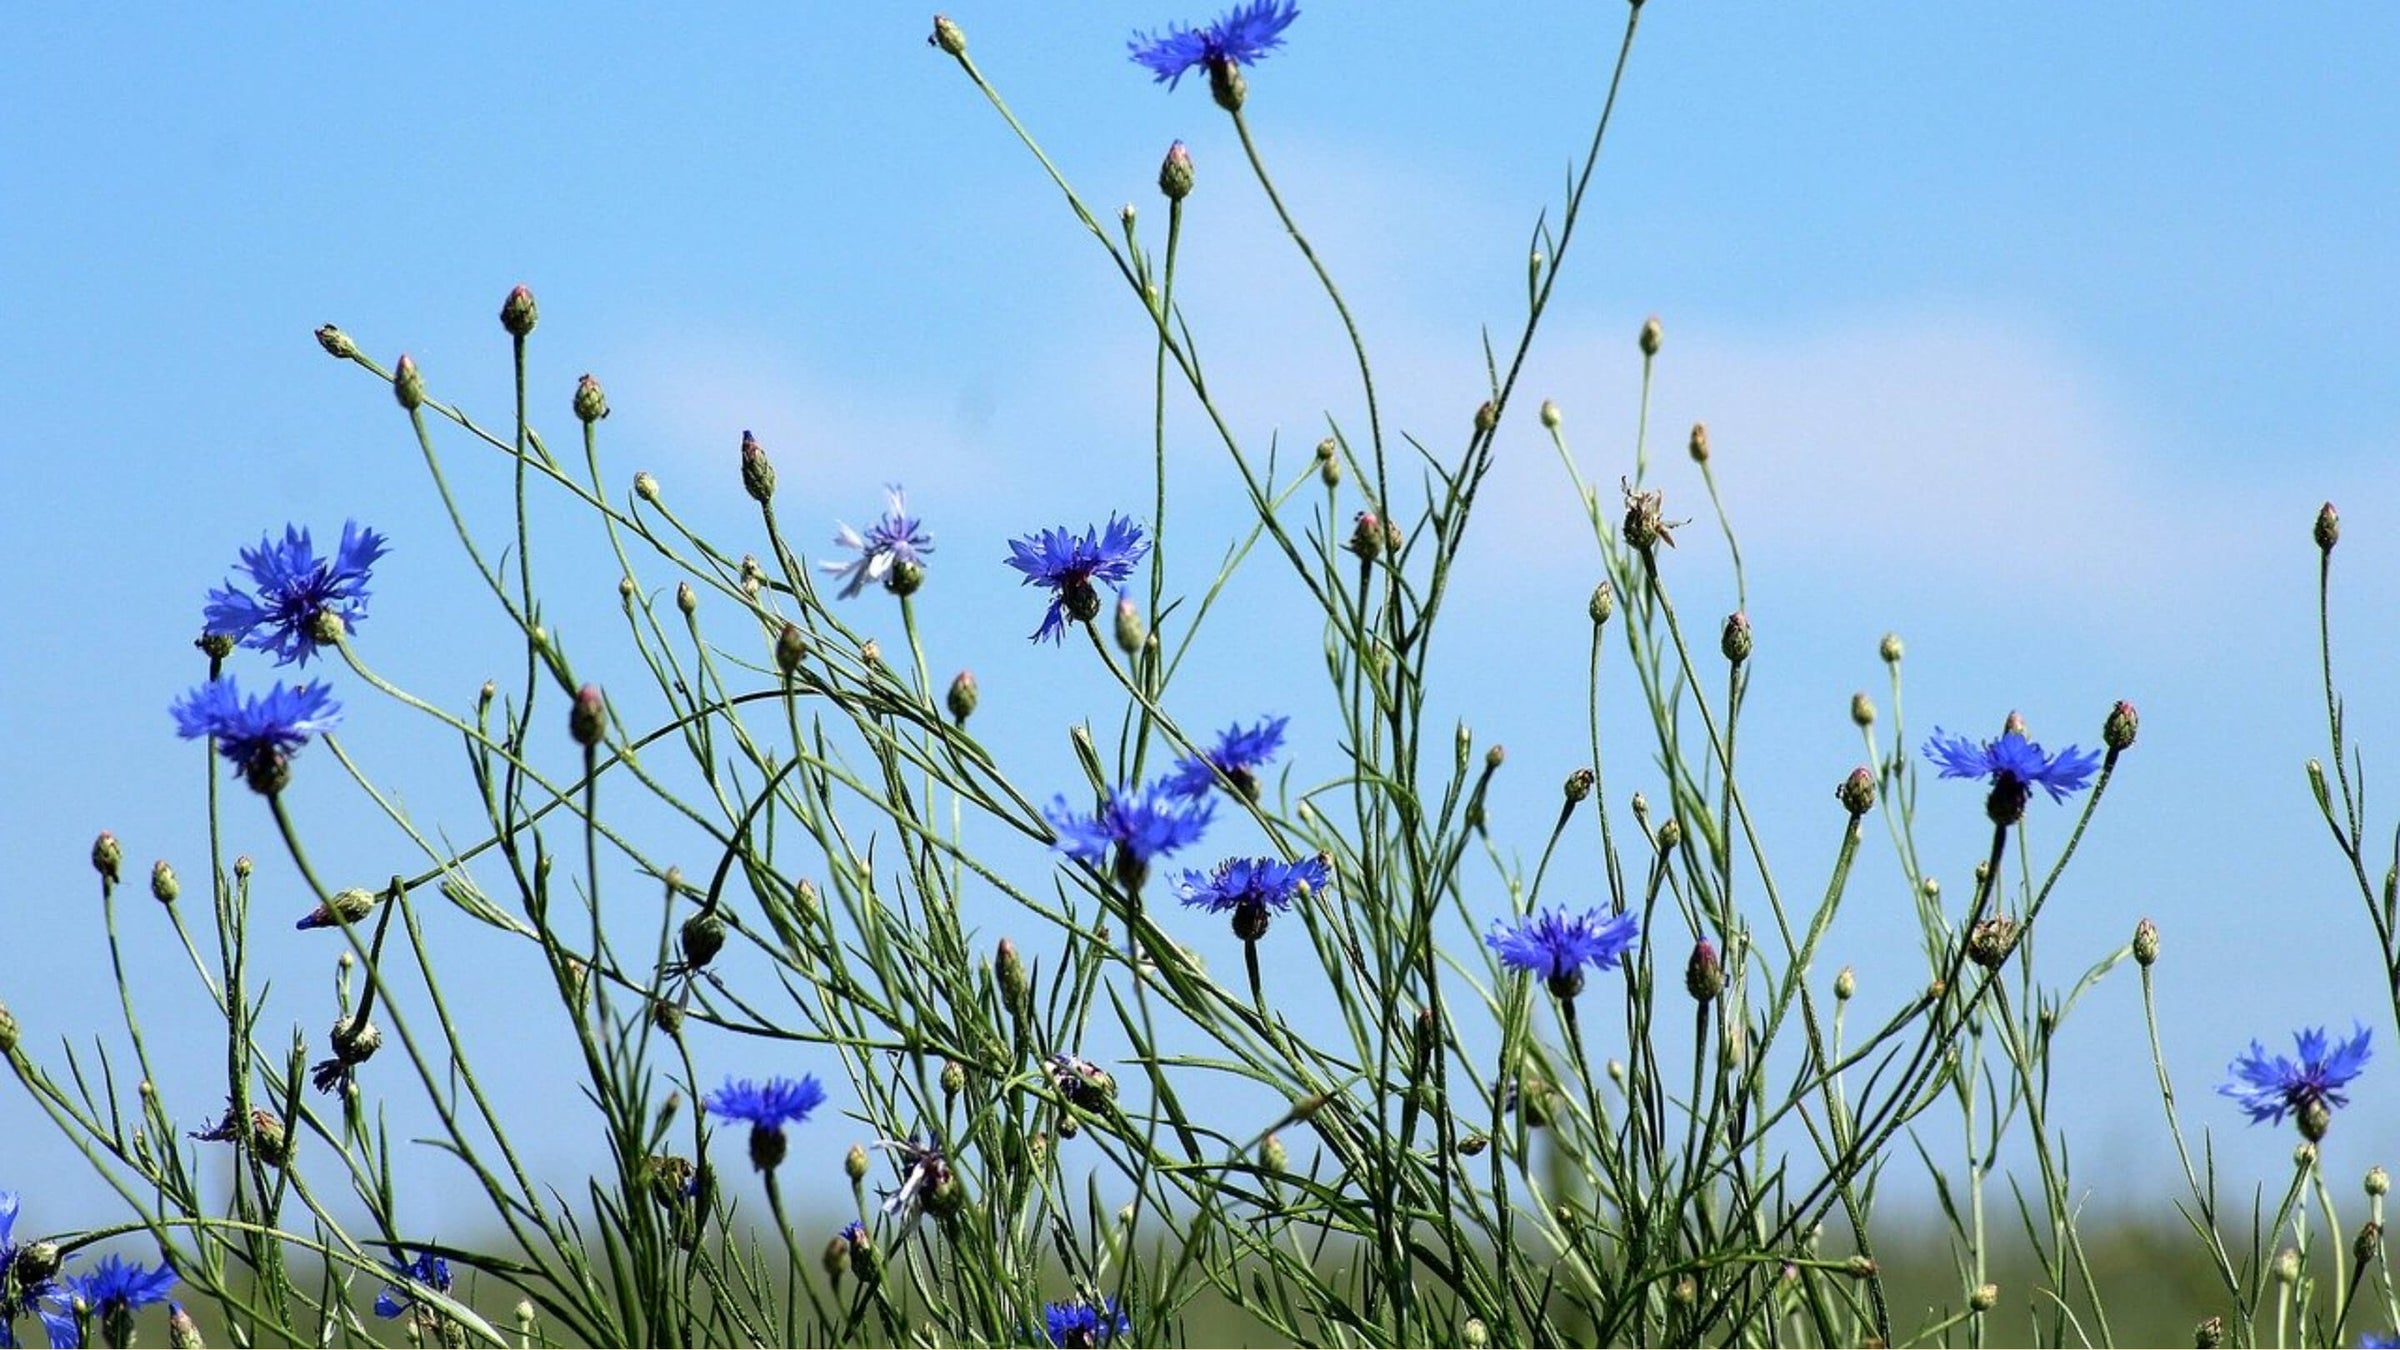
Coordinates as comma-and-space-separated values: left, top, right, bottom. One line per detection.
1004, 516, 1150, 644
838, 1220, 866, 1247
1164, 716, 1288, 801
42, 1255, 176, 1349
1177, 854, 1328, 941
705, 1075, 827, 1171
1129, 1, 1298, 90
1044, 1294, 1131, 1348
2220, 1023, 2372, 1140
822, 485, 934, 599
1046, 781, 1214, 886
373, 1250, 453, 1320
170, 678, 343, 793
2363, 1333, 2399, 1350
0, 1192, 58, 1348
203, 521, 389, 665
1923, 725, 2102, 824
1487, 907, 1641, 1000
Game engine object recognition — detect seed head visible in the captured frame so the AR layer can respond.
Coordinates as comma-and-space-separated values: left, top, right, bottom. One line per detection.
1968, 916, 2020, 970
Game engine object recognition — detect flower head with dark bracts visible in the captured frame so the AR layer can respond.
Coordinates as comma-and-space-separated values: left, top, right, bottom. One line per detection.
705, 1075, 827, 1172
1176, 854, 1328, 941
1128, 0, 1298, 90
1046, 781, 1214, 889
2220, 1023, 2372, 1141
1, 1191, 60, 1347
170, 678, 343, 794
1005, 516, 1150, 644
42, 1254, 176, 1350
1487, 907, 1641, 1000
373, 1250, 453, 1320
203, 521, 389, 665
876, 1138, 955, 1237
1047, 1053, 1118, 1111
1923, 724, 2103, 825
1164, 716, 1288, 801
1044, 1293, 1131, 1349
823, 485, 934, 599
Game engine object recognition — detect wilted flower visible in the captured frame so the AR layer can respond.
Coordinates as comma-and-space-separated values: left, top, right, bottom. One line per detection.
823, 485, 934, 599
1164, 716, 1287, 801
1487, 908, 1641, 1000
203, 522, 389, 665
1005, 517, 1150, 644
1127, 0, 1297, 90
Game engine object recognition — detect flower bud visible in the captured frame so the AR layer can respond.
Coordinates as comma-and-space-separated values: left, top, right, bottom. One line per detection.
1688, 421, 1710, 464
2132, 917, 2160, 967
1969, 1283, 1999, 1313
2195, 1314, 2225, 1348
143, 859, 178, 906
633, 470, 661, 503
197, 629, 236, 662
574, 373, 610, 423
1721, 611, 1752, 664
676, 581, 697, 617
1851, 692, 1875, 727
2270, 1247, 2299, 1286
680, 911, 726, 969
0, 997, 17, 1054
822, 1235, 849, 1285
1315, 437, 1341, 488
1208, 56, 1246, 112
1485, 745, 1505, 771
1540, 399, 1562, 430
2356, 1219, 2382, 1267
1259, 1131, 1288, 1173
1473, 400, 1498, 435
1589, 580, 1615, 626
930, 13, 966, 54
1685, 940, 1723, 1003
1834, 966, 1856, 1001
1564, 767, 1594, 803
941, 1060, 966, 1097
1844, 1255, 1878, 1280
500, 284, 539, 338
1347, 512, 1384, 563
2316, 501, 2340, 552
1656, 817, 1682, 851
947, 670, 979, 724
570, 684, 606, 748
776, 622, 807, 677
393, 353, 424, 410
1114, 591, 1146, 655
1639, 314, 1663, 357
296, 887, 379, 931
315, 324, 358, 359
167, 1302, 203, 1350
1838, 766, 1877, 817
1967, 916, 2019, 970
93, 831, 123, 886
1159, 140, 1195, 201
1630, 791, 1649, 824
844, 1142, 870, 1182
740, 430, 776, 504
2368, 1164, 2390, 1196
2104, 699, 2138, 751
1462, 1317, 1489, 1348
995, 936, 1026, 1009
1879, 632, 1905, 665
652, 998, 685, 1039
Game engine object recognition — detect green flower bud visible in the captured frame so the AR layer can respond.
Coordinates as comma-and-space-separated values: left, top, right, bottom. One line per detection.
1639, 314, 1663, 357
2133, 917, 2160, 967
1114, 591, 1146, 655
1879, 632, 1905, 664
1316, 437, 1340, 487
947, 670, 979, 724
634, 470, 661, 503
570, 684, 606, 748
1540, 399, 1562, 430
1462, 1317, 1489, 1348
2104, 699, 2139, 751
1208, 57, 1246, 112
393, 353, 424, 410
676, 581, 697, 616
845, 1142, 870, 1182
2316, 501, 2340, 552
1685, 940, 1723, 1003
941, 1060, 966, 1097
196, 629, 235, 662
2368, 1164, 2390, 1196
1838, 766, 1877, 817
1159, 140, 1194, 201
776, 622, 808, 677
1834, 966, 1856, 1001
2195, 1314, 2225, 1348
1851, 692, 1876, 727
1473, 400, 1498, 435
1564, 767, 1594, 803
500, 283, 539, 338
1721, 611, 1752, 664
995, 937, 1025, 1008
150, 859, 179, 905
1656, 817, 1682, 851
930, 13, 966, 55
0, 997, 18, 1054
652, 999, 684, 1039
1589, 580, 1614, 626
823, 1234, 850, 1286
1260, 1132, 1287, 1173
1688, 421, 1709, 464
315, 324, 358, 360
1970, 1283, 1999, 1313
574, 373, 610, 423
1347, 512, 1384, 563
740, 430, 775, 503
2270, 1247, 2299, 1286
680, 911, 726, 969
92, 831, 123, 886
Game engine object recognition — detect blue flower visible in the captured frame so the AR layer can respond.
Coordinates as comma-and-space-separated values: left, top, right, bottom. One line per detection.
373, 1250, 453, 1320
1044, 1294, 1131, 1348
2362, 1333, 2399, 1350
170, 678, 343, 792
1175, 855, 1328, 914
1004, 516, 1150, 644
1129, 1, 1298, 90
822, 485, 934, 599
705, 1075, 826, 1171
43, 1255, 176, 1349
1164, 716, 1287, 800
1923, 725, 2102, 823
837, 1220, 866, 1247
0, 1192, 58, 1348
2220, 1023, 2372, 1137
203, 521, 389, 666
1487, 907, 1641, 999
1046, 781, 1215, 879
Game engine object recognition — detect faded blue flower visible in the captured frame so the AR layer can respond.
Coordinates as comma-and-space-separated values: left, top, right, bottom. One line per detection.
43, 1255, 176, 1349
1044, 1294, 1131, 1348
2220, 1023, 2372, 1136
1923, 725, 2102, 812
1129, 0, 1298, 90
1004, 516, 1149, 644
170, 678, 342, 791
1175, 855, 1328, 914
706, 1075, 826, 1171
204, 521, 389, 665
1164, 716, 1287, 800
1046, 782, 1214, 874
1487, 907, 1640, 999
373, 1250, 453, 1320
822, 485, 934, 599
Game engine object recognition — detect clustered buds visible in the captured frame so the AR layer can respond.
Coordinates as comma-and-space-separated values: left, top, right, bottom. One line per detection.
1315, 437, 1341, 488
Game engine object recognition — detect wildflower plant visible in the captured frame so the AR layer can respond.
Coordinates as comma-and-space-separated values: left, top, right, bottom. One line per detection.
17, 7, 2400, 1350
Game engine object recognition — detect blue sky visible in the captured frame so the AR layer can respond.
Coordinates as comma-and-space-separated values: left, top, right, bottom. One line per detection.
7, 4, 2400, 1249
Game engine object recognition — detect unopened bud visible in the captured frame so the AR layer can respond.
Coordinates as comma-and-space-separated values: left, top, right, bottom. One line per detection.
680, 912, 726, 969
1485, 745, 1505, 771
1656, 817, 1682, 851
1970, 1283, 1998, 1313
740, 430, 776, 503
2195, 1314, 2225, 1348
1639, 314, 1663, 357
930, 13, 966, 55
1721, 611, 1752, 664
1540, 399, 1562, 430
2133, 917, 2160, 967
2270, 1247, 2299, 1286
1630, 791, 1649, 824
1686, 940, 1723, 1003
1851, 692, 1875, 727
93, 831, 123, 885
393, 353, 423, 410
167, 1302, 203, 1349
1834, 966, 1856, 1001
1462, 1317, 1489, 1348
1158, 140, 1194, 201
2104, 700, 2139, 751
1589, 580, 1614, 626
1688, 422, 1709, 464
570, 684, 606, 748
996, 937, 1025, 1007
2356, 1219, 2382, 1266
1879, 632, 1904, 665
0, 997, 17, 1054
676, 581, 697, 616
574, 373, 610, 423
845, 1143, 870, 1182
1114, 591, 1146, 655
776, 622, 807, 676
2368, 1164, 2390, 1196
315, 324, 358, 360
634, 471, 661, 503
500, 284, 539, 338
1845, 1255, 1877, 1279
941, 1060, 965, 1097
947, 670, 979, 724
150, 860, 179, 905
197, 630, 235, 661
1838, 766, 1877, 817
2316, 501, 2340, 552
1564, 768, 1594, 803
1473, 400, 1498, 434
1315, 437, 1340, 487
1348, 512, 1384, 563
